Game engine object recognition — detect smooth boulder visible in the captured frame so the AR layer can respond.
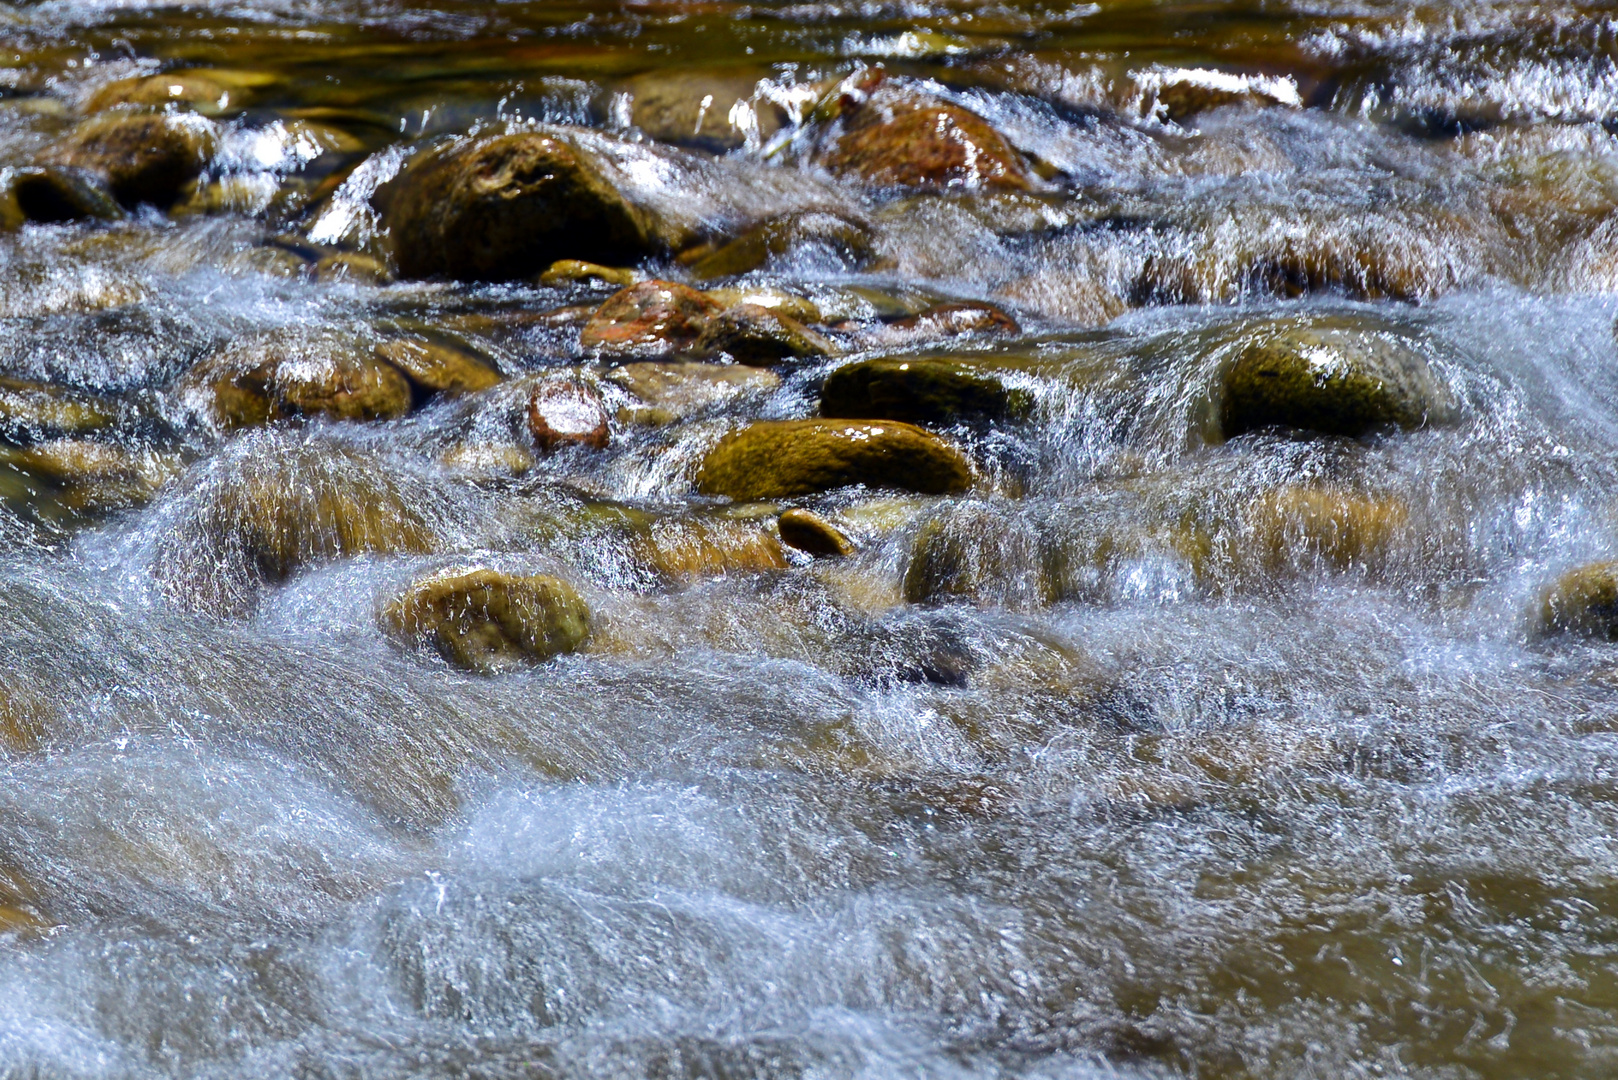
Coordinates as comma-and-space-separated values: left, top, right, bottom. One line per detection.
382, 567, 590, 673
44, 112, 218, 207
694, 303, 834, 364
381, 131, 662, 281
821, 356, 1032, 425
697, 419, 974, 499
1220, 317, 1456, 439
820, 78, 1030, 191
184, 330, 413, 428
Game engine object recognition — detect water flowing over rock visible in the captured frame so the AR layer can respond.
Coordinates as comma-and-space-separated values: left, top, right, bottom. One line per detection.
181, 328, 413, 428
579, 280, 724, 358
42, 112, 218, 208
382, 567, 590, 673
777, 508, 855, 557
1539, 561, 1618, 639
821, 355, 1034, 425
697, 419, 974, 498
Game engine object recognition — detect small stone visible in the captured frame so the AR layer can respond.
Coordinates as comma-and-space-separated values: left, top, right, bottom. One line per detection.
1220, 317, 1456, 439
1540, 561, 1618, 639
528, 380, 610, 452
695, 303, 836, 365
697, 419, 974, 499
7, 165, 124, 223
382, 567, 590, 673
374, 336, 504, 396
889, 300, 1019, 338
778, 508, 855, 557
821, 356, 1032, 425
685, 210, 875, 280
579, 280, 723, 358
700, 287, 822, 325
539, 260, 641, 288
606, 361, 780, 426
185, 330, 413, 428
44, 112, 218, 207
380, 131, 663, 281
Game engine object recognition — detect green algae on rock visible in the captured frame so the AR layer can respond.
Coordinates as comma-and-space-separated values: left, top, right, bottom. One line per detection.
697, 418, 974, 499
821, 355, 1034, 425
382, 567, 590, 673
1219, 317, 1457, 439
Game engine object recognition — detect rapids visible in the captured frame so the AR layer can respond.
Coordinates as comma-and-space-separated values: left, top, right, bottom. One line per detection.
0, 1, 1617, 1077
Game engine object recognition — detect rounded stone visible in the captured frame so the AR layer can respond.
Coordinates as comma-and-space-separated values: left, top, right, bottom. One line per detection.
1540, 561, 1618, 639
820, 356, 1031, 425
822, 103, 1030, 191
528, 380, 610, 452
696, 419, 974, 499
373, 337, 504, 396
46, 112, 218, 207
188, 331, 413, 428
778, 508, 855, 558
382, 567, 591, 673
579, 280, 723, 358
694, 303, 835, 365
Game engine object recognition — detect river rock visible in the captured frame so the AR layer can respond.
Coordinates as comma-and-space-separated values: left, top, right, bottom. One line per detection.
155, 433, 440, 614
579, 280, 723, 358
538, 259, 641, 288
820, 81, 1030, 192
380, 131, 663, 281
697, 419, 974, 499
528, 379, 610, 452
373, 336, 504, 396
1539, 561, 1618, 639
685, 209, 876, 280
639, 517, 789, 579
0, 377, 116, 444
606, 361, 780, 426
821, 355, 1033, 425
888, 300, 1019, 339
0, 680, 52, 753
43, 112, 218, 207
778, 508, 855, 557
903, 501, 1055, 607
1240, 487, 1409, 575
184, 330, 413, 428
701, 287, 822, 325
382, 567, 590, 673
83, 69, 270, 115
1219, 317, 1456, 440
694, 303, 835, 364
7, 165, 124, 223
623, 69, 787, 153
5, 439, 179, 513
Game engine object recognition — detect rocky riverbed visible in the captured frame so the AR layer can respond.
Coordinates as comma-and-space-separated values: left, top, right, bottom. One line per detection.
1, 1, 1618, 1077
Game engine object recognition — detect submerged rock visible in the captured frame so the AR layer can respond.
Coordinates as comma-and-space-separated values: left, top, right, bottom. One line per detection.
528, 380, 610, 452
685, 210, 876, 280
819, 78, 1030, 192
638, 516, 789, 579
579, 280, 723, 358
183, 330, 413, 428
903, 501, 1056, 607
4, 439, 179, 513
884, 301, 1019, 341
697, 419, 974, 499
155, 433, 441, 615
623, 69, 787, 153
538, 260, 642, 288
694, 303, 835, 364
1219, 317, 1456, 440
1239, 487, 1410, 576
373, 336, 504, 396
778, 508, 855, 558
381, 131, 665, 281
83, 69, 269, 115
821, 355, 1033, 425
382, 567, 590, 673
0, 377, 116, 444
43, 112, 218, 207
607, 361, 780, 426
1539, 561, 1618, 640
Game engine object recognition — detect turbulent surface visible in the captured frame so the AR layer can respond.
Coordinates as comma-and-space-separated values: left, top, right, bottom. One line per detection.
0, 2, 1617, 1078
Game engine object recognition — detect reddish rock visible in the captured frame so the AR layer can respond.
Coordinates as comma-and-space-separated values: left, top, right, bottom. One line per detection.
578, 280, 724, 358
821, 88, 1030, 192
528, 380, 610, 452
891, 301, 1019, 338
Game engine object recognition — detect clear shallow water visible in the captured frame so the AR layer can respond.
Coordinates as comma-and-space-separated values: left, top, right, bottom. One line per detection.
1, 2, 1618, 1077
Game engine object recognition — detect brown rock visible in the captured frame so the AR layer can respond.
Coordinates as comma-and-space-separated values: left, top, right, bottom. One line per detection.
891, 300, 1019, 338
778, 508, 855, 557
606, 361, 780, 426
374, 336, 503, 396
0, 376, 116, 444
187, 330, 412, 428
685, 210, 875, 280
822, 93, 1030, 191
83, 69, 273, 115
383, 567, 591, 673
623, 69, 787, 153
639, 518, 789, 579
694, 303, 836, 365
579, 280, 723, 358
380, 132, 662, 281
697, 419, 974, 499
538, 259, 641, 288
44, 112, 218, 207
528, 380, 610, 452
7, 165, 124, 223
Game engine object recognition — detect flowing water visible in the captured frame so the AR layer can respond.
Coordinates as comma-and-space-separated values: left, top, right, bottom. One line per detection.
2, 1, 1618, 1077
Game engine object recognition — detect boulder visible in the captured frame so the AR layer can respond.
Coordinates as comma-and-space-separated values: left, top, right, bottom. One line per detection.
1219, 317, 1456, 440
778, 508, 855, 558
154, 433, 441, 615
821, 355, 1033, 425
0, 376, 116, 444
697, 419, 974, 499
1539, 561, 1618, 639
623, 69, 787, 152
694, 303, 835, 364
528, 380, 610, 452
579, 280, 723, 358
820, 83, 1030, 191
685, 209, 876, 280
7, 165, 124, 223
380, 131, 663, 281
373, 336, 504, 396
184, 329, 413, 428
43, 112, 218, 207
382, 567, 590, 673
606, 361, 780, 426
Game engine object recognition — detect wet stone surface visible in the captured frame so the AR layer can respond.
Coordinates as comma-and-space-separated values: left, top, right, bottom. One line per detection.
0, 2, 1616, 1078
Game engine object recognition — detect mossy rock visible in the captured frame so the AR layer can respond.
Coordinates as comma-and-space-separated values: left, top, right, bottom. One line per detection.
45, 112, 218, 207
694, 303, 835, 365
1540, 561, 1618, 639
697, 419, 973, 499
186, 329, 412, 428
374, 336, 504, 396
1220, 317, 1456, 439
579, 279, 723, 358
821, 355, 1033, 425
382, 567, 590, 673
380, 131, 663, 281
